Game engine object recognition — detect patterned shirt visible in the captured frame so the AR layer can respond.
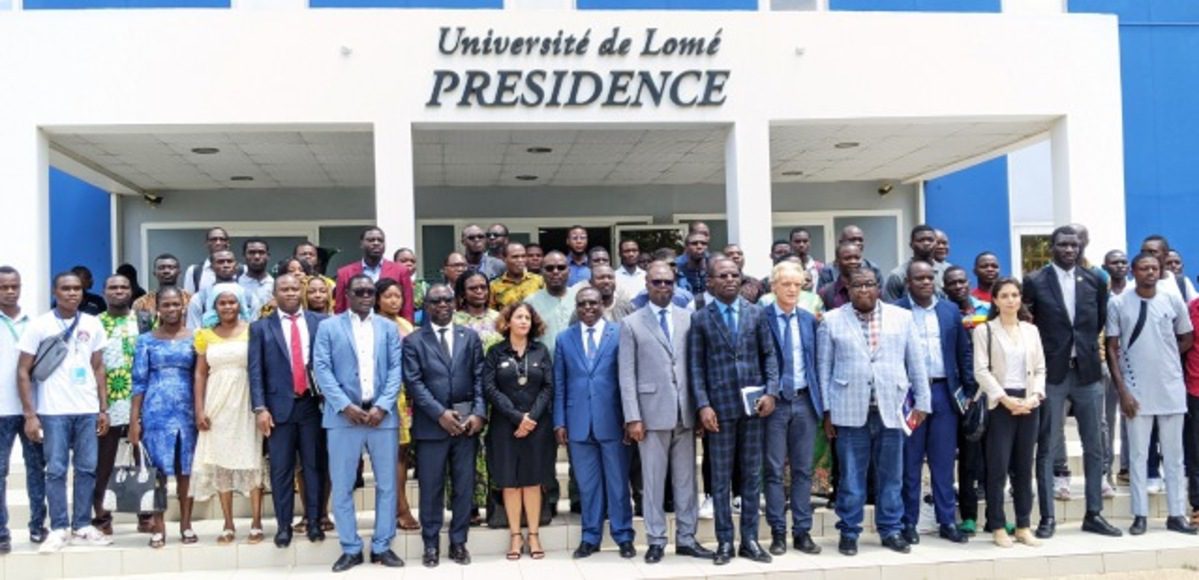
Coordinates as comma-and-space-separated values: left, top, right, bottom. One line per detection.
490, 272, 545, 310
98, 312, 140, 426
132, 289, 194, 325
452, 309, 503, 352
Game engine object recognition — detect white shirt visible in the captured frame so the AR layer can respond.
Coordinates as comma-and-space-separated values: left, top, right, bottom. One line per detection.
18, 311, 106, 416
911, 298, 946, 379
580, 318, 607, 358
1052, 263, 1077, 323
278, 309, 310, 366
1002, 335, 1028, 391
615, 266, 647, 298
0, 310, 30, 416
431, 322, 454, 355
350, 313, 376, 402
183, 259, 214, 295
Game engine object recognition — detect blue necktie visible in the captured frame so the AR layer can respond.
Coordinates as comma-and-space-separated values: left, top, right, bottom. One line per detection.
782, 313, 795, 394
587, 327, 598, 360
723, 305, 737, 339
658, 308, 671, 344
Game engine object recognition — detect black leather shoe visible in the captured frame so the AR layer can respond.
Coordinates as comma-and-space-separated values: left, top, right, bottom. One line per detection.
769, 535, 787, 556
370, 549, 405, 567
307, 528, 326, 543
449, 543, 471, 565
794, 532, 822, 554
1167, 515, 1199, 535
939, 524, 968, 544
332, 552, 364, 573
645, 544, 664, 563
0, 538, 10, 555
29, 528, 48, 544
838, 535, 858, 556
881, 534, 911, 554
1130, 516, 1147, 536
1035, 517, 1056, 539
676, 543, 715, 559
619, 541, 636, 558
738, 540, 772, 563
274, 529, 293, 548
1082, 513, 1122, 537
714, 542, 734, 565
901, 526, 920, 545
573, 541, 599, 559
421, 547, 439, 568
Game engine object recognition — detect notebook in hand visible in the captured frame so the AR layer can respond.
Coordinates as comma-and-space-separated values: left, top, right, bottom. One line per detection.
900, 390, 919, 436
741, 386, 766, 417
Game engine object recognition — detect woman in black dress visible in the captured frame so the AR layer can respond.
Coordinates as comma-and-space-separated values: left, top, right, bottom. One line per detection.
485, 302, 554, 561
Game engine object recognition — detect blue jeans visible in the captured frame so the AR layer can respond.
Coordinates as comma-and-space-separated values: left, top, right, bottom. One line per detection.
0, 415, 47, 539
41, 414, 98, 531
835, 408, 904, 539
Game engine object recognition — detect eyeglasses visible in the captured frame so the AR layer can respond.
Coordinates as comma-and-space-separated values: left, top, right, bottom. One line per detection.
351, 288, 376, 297
464, 234, 486, 241
577, 300, 601, 307
543, 265, 568, 272
715, 273, 741, 280
486, 232, 504, 239
426, 296, 454, 305
649, 279, 674, 287
850, 281, 878, 290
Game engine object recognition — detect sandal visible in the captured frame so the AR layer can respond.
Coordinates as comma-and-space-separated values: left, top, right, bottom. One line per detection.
527, 532, 545, 560
217, 529, 236, 545
320, 517, 335, 532
397, 514, 420, 531
247, 528, 265, 544
506, 532, 523, 561
181, 529, 198, 544
292, 520, 308, 534
149, 533, 166, 549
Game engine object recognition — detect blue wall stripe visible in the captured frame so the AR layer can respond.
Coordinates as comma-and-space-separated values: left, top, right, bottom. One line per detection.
577, 0, 754, 10
1070, 0, 1199, 23
25, 0, 228, 8
830, 0, 1000, 13
311, 0, 501, 7
924, 157, 1012, 279
50, 168, 112, 288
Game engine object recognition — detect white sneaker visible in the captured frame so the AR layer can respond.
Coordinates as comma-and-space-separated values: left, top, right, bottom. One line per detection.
1101, 479, 1116, 499
1053, 476, 1072, 501
72, 525, 114, 546
698, 495, 714, 520
1147, 478, 1165, 495
38, 529, 69, 554
732, 496, 742, 515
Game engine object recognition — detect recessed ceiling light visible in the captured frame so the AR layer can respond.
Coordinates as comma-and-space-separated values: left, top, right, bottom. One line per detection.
780, 170, 804, 176
515, 175, 538, 181
526, 147, 553, 154
834, 142, 859, 149
230, 176, 254, 182
191, 147, 220, 155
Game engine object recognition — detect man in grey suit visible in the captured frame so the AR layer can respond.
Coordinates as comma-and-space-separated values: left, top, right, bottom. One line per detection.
619, 262, 715, 564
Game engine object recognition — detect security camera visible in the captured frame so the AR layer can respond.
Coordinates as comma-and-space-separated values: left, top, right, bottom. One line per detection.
143, 192, 163, 206
877, 183, 894, 196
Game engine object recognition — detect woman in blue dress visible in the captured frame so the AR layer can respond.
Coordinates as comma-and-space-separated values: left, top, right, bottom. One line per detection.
129, 287, 198, 548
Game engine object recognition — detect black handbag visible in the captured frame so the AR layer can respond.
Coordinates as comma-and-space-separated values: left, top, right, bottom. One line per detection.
102, 442, 167, 514
961, 324, 991, 443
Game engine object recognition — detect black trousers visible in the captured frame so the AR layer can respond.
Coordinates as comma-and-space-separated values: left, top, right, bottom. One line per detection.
1184, 393, 1199, 511
957, 430, 986, 522
985, 404, 1039, 531
267, 396, 326, 531
418, 436, 477, 547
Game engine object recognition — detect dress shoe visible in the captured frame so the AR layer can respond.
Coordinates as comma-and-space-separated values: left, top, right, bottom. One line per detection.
901, 526, 920, 545
332, 552, 364, 573
29, 527, 48, 544
274, 529, 293, 548
838, 535, 858, 556
449, 543, 471, 565
422, 547, 440, 568
769, 535, 787, 556
1167, 515, 1199, 535
738, 540, 772, 563
645, 544, 664, 563
676, 543, 715, 559
1034, 517, 1056, 539
1081, 513, 1123, 537
1013, 527, 1041, 546
618, 541, 636, 558
307, 528, 326, 543
0, 538, 10, 555
714, 542, 734, 565
1130, 516, 1147, 536
794, 532, 822, 554
573, 541, 599, 559
939, 524, 968, 544
993, 529, 1013, 548
881, 534, 911, 554
370, 549, 405, 567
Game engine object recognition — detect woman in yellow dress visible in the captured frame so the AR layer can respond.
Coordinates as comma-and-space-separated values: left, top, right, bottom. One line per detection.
375, 278, 420, 531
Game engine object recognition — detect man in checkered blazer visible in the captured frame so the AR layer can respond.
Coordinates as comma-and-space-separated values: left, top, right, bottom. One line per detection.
688, 258, 780, 566
817, 267, 931, 557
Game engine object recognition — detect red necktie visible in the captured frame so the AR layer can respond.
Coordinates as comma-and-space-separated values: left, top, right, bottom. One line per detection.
287, 313, 308, 396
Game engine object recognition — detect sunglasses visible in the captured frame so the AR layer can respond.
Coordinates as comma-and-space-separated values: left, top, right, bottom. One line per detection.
351, 288, 376, 297
577, 300, 601, 307
649, 279, 674, 287
543, 265, 568, 272
715, 273, 741, 280
426, 296, 454, 305
486, 232, 505, 239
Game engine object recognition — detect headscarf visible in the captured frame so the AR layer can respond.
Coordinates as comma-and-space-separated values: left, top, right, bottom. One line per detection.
202, 282, 252, 328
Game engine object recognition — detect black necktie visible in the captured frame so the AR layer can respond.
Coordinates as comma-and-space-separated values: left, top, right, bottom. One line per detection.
438, 327, 451, 359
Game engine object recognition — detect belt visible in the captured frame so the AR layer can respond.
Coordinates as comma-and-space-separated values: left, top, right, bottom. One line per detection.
930, 377, 948, 383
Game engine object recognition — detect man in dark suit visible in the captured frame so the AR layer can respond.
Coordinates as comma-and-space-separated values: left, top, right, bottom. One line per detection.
895, 261, 972, 545
1023, 224, 1121, 538
402, 284, 486, 568
333, 226, 414, 320
554, 287, 635, 560
689, 257, 779, 565
249, 274, 328, 548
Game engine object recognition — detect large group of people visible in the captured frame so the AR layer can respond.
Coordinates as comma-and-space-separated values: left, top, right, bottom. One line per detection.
2, 219, 1198, 572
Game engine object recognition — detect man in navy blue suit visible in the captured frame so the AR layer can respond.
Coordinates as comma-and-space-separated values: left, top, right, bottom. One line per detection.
554, 287, 635, 560
894, 261, 972, 544
402, 284, 486, 568
248, 273, 327, 548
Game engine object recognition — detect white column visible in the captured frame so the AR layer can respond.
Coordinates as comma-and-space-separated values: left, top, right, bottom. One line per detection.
1049, 115, 1126, 256
0, 123, 51, 310
725, 119, 774, 277
374, 120, 417, 254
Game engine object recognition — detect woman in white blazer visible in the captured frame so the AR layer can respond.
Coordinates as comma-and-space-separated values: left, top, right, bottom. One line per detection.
973, 277, 1047, 549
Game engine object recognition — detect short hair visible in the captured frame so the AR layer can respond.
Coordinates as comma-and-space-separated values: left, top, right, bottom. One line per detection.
496, 302, 546, 339
646, 261, 673, 277
770, 261, 807, 285
835, 240, 861, 259
1103, 249, 1126, 262
273, 272, 301, 289
576, 286, 602, 302
1049, 225, 1078, 246
788, 227, 809, 240
1143, 234, 1171, 252
242, 237, 269, 254
906, 259, 935, 279
505, 241, 525, 254
0, 266, 17, 277
618, 239, 639, 251
588, 246, 610, 259
153, 253, 179, 266
910, 224, 936, 241
1131, 252, 1160, 269
543, 250, 567, 262
206, 226, 228, 240
706, 256, 737, 276
347, 273, 373, 288
944, 265, 967, 280
360, 226, 384, 240
426, 282, 454, 298
70, 265, 92, 277
52, 271, 81, 288
488, 223, 509, 235
525, 242, 543, 252
973, 251, 998, 266
849, 267, 879, 284
685, 231, 708, 244
651, 248, 677, 261
294, 241, 318, 254
568, 225, 587, 235
453, 271, 489, 307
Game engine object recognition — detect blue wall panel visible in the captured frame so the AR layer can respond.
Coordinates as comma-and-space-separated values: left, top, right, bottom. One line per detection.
50, 168, 112, 289
1070, 0, 1199, 23
924, 157, 1011, 278
311, 0, 501, 7
830, 0, 999, 12
25, 0, 228, 8
576, 0, 753, 10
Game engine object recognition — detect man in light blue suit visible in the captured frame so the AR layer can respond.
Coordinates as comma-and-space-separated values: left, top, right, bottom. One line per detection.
817, 268, 930, 557
313, 274, 405, 573
554, 287, 636, 560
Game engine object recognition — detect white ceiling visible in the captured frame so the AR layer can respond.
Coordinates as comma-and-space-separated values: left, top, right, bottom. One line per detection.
46, 118, 1055, 192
